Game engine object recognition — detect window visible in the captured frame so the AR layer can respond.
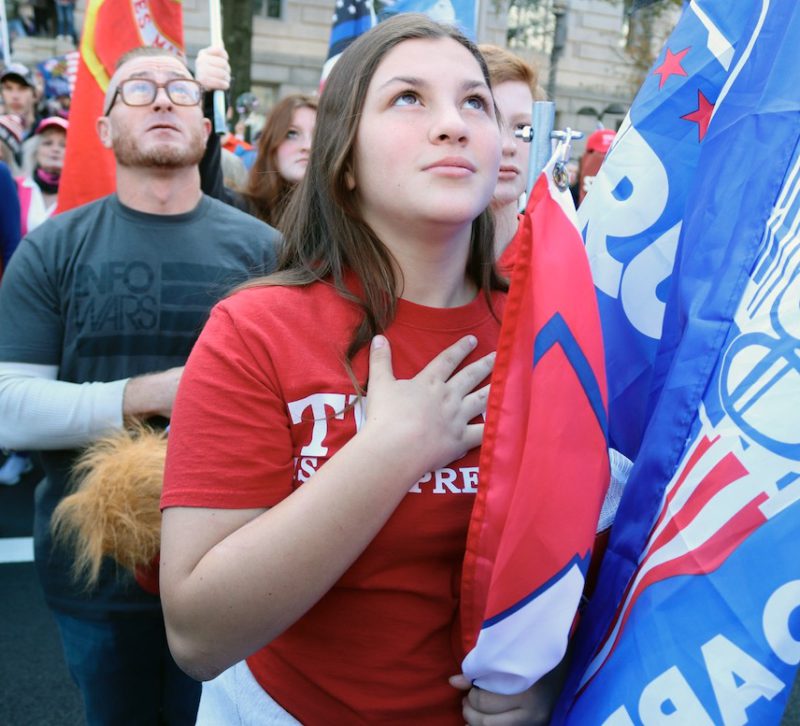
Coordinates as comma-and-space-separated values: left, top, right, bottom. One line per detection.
506, 0, 556, 54
253, 0, 282, 20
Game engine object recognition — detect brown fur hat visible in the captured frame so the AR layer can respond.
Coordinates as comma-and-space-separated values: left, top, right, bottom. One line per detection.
51, 423, 167, 589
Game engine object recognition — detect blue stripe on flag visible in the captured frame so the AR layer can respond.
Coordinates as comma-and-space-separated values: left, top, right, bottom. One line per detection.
533, 313, 608, 437
329, 17, 375, 49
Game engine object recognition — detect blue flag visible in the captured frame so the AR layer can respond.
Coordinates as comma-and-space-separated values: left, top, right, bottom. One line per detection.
559, 1, 800, 723
321, 0, 377, 80
321, 0, 477, 82
579, 1, 759, 460
380, 0, 477, 40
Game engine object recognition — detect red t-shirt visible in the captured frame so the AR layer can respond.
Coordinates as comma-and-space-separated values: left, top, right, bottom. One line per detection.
162, 280, 505, 724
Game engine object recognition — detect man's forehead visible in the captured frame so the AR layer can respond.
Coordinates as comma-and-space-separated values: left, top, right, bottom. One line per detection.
1, 78, 32, 89
113, 56, 190, 83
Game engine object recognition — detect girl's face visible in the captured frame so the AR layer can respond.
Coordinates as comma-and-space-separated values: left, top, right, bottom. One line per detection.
275, 106, 316, 184
491, 80, 533, 209
351, 37, 501, 234
36, 128, 66, 173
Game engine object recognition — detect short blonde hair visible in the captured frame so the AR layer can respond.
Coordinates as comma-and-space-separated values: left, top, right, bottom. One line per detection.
478, 44, 546, 100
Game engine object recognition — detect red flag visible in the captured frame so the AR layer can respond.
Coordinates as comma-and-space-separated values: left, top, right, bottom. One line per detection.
460, 152, 610, 694
58, 0, 184, 212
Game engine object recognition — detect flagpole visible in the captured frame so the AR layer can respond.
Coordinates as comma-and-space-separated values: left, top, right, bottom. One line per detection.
208, 0, 227, 134
526, 100, 555, 196
0, 0, 10, 64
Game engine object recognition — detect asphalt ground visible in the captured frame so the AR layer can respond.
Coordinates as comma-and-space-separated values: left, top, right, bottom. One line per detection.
1, 452, 798, 725
0, 456, 83, 725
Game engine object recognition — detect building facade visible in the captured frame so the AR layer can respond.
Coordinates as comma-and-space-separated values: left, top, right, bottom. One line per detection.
7, 0, 679, 151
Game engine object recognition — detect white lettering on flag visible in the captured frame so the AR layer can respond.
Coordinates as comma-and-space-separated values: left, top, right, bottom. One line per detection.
763, 580, 800, 666
638, 666, 715, 725
599, 578, 800, 724
619, 222, 681, 339
701, 635, 785, 725
132, 0, 182, 56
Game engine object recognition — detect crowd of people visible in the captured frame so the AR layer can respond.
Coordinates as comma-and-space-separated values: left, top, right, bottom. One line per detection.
0, 15, 613, 725
6, 0, 78, 47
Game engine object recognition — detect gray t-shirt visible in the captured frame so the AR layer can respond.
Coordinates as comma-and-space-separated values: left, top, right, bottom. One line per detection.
0, 193, 279, 615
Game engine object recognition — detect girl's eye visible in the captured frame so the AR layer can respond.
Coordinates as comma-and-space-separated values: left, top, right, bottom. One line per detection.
463, 95, 489, 111
393, 91, 420, 106
286, 129, 299, 139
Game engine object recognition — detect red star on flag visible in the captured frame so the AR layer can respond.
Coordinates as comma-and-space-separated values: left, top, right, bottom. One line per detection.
681, 90, 715, 141
653, 47, 690, 89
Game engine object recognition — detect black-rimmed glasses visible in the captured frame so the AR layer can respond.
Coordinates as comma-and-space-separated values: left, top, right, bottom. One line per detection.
105, 78, 203, 114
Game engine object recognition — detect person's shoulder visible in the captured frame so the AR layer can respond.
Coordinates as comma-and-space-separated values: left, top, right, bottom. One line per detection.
224, 278, 339, 309
218, 279, 351, 329
41, 195, 110, 228
202, 195, 280, 241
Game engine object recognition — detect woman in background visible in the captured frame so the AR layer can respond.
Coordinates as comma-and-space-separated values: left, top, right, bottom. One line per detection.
239, 93, 317, 226
195, 48, 317, 229
17, 116, 67, 235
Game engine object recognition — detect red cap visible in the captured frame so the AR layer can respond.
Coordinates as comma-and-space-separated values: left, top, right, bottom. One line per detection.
586, 128, 616, 154
35, 116, 69, 135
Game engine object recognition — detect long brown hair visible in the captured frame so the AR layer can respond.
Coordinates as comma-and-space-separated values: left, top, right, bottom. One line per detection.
241, 93, 318, 226
240, 14, 506, 374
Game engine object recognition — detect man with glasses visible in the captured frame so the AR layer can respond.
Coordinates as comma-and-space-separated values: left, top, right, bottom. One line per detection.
0, 47, 279, 725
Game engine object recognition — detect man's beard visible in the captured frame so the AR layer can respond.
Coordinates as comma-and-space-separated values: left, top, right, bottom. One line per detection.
112, 126, 206, 169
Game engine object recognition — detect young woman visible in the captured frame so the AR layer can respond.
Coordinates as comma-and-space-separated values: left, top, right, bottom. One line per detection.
159, 15, 546, 725
17, 116, 67, 235
479, 44, 544, 268
239, 93, 317, 226
194, 49, 317, 228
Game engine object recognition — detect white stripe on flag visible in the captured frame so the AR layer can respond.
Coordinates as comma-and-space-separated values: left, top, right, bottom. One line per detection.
461, 564, 584, 695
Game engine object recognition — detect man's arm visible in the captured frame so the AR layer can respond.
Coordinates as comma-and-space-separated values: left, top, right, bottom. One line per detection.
196, 46, 230, 201
0, 362, 183, 450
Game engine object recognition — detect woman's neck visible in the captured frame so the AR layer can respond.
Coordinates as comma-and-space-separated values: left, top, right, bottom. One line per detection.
492, 201, 520, 261
372, 220, 477, 308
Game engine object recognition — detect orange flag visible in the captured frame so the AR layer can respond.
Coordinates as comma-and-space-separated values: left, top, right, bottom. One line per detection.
58, 0, 184, 212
